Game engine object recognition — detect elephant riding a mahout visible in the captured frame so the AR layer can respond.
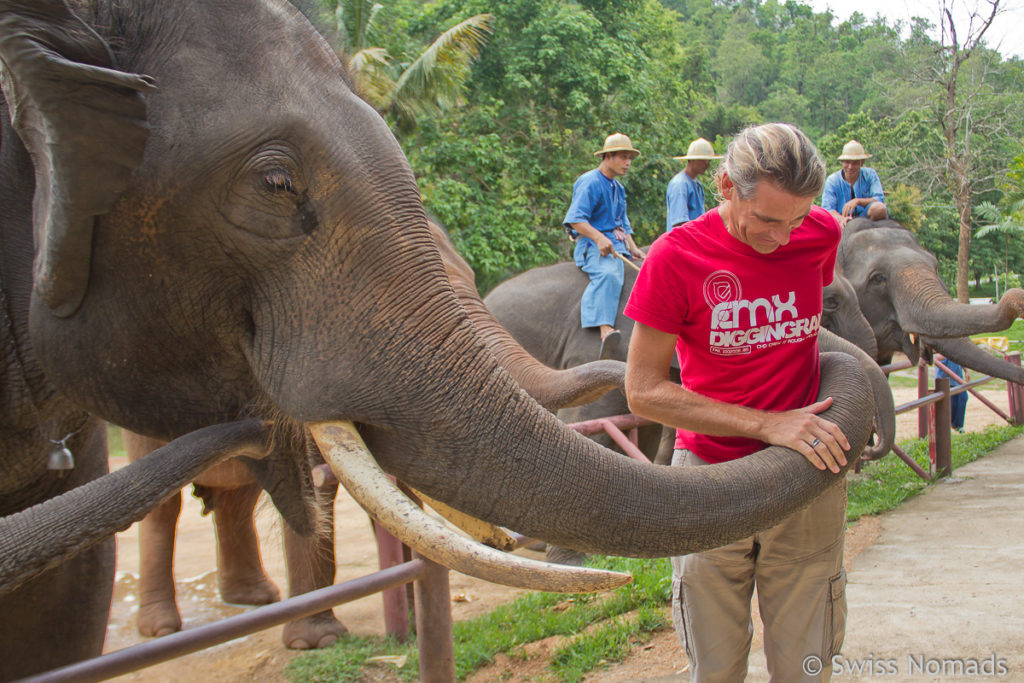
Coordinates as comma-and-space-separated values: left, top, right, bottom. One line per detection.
0, 0, 875, 679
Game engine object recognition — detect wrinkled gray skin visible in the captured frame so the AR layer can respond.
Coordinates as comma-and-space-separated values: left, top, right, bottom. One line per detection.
486, 261, 895, 466
485, 261, 673, 463
0, 1, 873, 678
839, 219, 1024, 383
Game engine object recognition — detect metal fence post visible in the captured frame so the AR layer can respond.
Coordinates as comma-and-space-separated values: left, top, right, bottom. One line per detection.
1005, 351, 1024, 424
413, 553, 456, 683
918, 358, 930, 438
373, 520, 411, 640
932, 377, 952, 478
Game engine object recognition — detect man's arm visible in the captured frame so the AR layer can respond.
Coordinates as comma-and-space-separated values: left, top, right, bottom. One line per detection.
624, 322, 849, 472
569, 221, 615, 255
624, 233, 645, 261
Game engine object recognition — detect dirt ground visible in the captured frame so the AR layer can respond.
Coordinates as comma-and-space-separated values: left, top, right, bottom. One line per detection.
101, 384, 1012, 682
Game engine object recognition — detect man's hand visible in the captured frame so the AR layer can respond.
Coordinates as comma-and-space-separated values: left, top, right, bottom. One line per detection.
827, 209, 850, 228
596, 234, 615, 256
841, 198, 864, 218
759, 397, 851, 473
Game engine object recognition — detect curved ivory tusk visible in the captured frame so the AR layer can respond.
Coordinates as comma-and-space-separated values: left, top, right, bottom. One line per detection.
308, 421, 632, 594
408, 487, 519, 552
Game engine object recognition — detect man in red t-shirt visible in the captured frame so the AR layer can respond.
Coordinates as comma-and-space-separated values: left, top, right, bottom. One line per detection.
625, 123, 850, 682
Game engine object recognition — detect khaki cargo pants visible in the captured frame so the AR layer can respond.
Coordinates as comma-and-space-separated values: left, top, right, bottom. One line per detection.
671, 450, 848, 682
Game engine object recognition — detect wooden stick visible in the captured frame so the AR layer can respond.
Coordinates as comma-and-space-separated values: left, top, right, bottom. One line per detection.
614, 251, 642, 272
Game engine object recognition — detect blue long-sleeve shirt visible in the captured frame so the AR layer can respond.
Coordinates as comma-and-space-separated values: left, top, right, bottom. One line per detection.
563, 168, 632, 254
665, 171, 706, 231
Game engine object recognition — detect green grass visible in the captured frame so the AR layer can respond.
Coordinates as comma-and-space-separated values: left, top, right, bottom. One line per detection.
287, 423, 1024, 682
846, 423, 1024, 520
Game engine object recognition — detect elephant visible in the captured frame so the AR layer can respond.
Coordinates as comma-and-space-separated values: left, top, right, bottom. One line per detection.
122, 220, 625, 649
838, 218, 1024, 383
0, 1, 874, 679
485, 260, 896, 465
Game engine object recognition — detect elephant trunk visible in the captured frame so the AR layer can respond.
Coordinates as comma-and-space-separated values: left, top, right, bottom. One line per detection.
363, 332, 875, 557
819, 329, 896, 460
0, 420, 269, 597
430, 219, 624, 411
893, 266, 1024, 338
924, 336, 1024, 385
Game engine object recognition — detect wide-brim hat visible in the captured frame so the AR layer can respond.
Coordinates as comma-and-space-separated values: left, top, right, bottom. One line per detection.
594, 133, 640, 157
673, 137, 722, 161
838, 139, 872, 161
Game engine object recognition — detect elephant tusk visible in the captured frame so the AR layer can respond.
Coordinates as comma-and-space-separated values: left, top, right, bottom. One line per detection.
308, 421, 632, 594
407, 487, 519, 552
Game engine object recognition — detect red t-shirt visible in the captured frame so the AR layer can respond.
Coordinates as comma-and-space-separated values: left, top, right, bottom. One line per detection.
624, 205, 840, 463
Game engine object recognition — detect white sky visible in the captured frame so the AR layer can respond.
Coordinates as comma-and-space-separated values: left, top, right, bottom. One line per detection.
803, 0, 1024, 59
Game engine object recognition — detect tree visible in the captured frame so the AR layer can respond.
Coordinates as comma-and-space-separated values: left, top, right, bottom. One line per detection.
322, 0, 492, 129
902, 0, 1007, 302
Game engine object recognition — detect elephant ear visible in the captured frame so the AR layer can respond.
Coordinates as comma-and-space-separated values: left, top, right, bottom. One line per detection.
0, 0, 155, 316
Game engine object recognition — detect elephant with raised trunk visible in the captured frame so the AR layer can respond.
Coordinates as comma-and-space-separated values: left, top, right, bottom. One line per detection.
0, 1, 874, 678
838, 218, 1024, 383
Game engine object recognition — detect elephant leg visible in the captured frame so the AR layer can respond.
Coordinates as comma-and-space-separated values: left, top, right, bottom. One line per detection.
212, 482, 281, 606
123, 429, 186, 637
281, 479, 347, 649
0, 538, 115, 680
136, 489, 185, 637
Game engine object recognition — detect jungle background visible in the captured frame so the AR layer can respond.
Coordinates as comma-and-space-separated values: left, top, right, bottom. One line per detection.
309, 0, 1024, 299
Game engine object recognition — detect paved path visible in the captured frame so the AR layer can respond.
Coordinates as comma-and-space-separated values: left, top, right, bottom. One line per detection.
742, 437, 1024, 682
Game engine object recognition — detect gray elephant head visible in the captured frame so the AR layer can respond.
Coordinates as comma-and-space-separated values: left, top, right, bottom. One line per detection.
838, 218, 1024, 382
0, 2, 875, 676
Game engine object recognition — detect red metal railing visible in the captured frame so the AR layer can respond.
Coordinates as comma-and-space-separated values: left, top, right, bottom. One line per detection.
878, 350, 1024, 481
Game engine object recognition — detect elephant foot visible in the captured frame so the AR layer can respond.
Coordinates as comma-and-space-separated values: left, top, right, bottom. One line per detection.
545, 545, 588, 566
137, 599, 183, 637
219, 573, 281, 606
282, 610, 348, 650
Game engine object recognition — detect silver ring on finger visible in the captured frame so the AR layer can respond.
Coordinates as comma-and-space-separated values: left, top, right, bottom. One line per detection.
810, 438, 821, 448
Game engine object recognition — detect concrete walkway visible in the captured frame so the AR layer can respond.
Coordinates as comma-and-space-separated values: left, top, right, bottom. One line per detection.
742, 436, 1024, 681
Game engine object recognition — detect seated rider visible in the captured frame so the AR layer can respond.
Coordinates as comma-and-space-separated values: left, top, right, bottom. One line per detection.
665, 137, 722, 231
821, 139, 888, 227
563, 133, 645, 360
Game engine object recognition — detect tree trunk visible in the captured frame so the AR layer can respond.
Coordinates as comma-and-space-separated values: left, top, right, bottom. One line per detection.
956, 184, 973, 303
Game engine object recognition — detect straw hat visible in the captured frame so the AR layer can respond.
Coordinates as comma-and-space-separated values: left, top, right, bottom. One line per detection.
838, 140, 872, 161
594, 133, 640, 157
673, 137, 722, 161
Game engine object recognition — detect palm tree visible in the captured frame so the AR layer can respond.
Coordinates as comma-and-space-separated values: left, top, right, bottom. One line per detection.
323, 0, 492, 129
975, 199, 1024, 299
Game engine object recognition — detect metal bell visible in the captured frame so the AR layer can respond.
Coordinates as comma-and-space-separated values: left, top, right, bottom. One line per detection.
47, 445, 75, 470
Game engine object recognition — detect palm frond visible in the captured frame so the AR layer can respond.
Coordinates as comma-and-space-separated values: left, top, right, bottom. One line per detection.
390, 13, 493, 120
348, 47, 396, 110
975, 200, 1024, 238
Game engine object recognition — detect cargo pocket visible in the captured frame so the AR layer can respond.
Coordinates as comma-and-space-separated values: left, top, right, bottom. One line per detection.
824, 567, 847, 658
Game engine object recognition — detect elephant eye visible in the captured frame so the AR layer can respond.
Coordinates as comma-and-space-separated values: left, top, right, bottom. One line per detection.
262, 168, 297, 195
869, 272, 886, 286
823, 296, 839, 312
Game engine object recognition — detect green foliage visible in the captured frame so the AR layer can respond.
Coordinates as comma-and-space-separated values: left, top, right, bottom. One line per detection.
325, 0, 1024, 290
